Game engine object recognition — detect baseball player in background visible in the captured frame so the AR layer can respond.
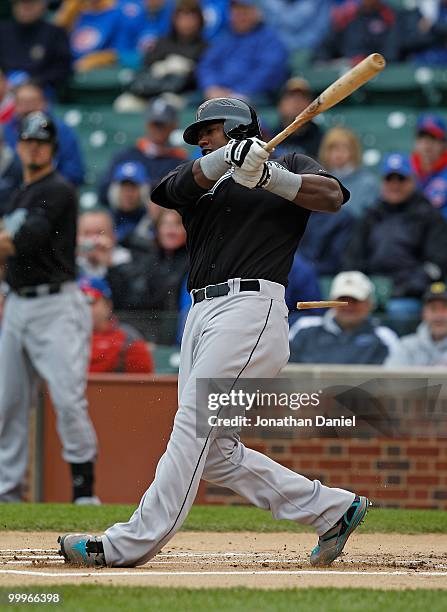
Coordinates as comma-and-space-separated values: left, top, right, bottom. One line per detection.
59, 98, 368, 567
0, 111, 99, 505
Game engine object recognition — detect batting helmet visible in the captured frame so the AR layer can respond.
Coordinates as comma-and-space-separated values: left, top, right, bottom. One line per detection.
183, 98, 261, 145
19, 111, 58, 148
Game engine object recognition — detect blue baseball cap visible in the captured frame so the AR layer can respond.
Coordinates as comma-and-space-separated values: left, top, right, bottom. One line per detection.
381, 153, 412, 178
417, 114, 447, 141
112, 161, 148, 185
79, 276, 112, 301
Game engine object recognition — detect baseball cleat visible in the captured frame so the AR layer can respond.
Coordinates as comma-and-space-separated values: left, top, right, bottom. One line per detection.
57, 534, 106, 567
310, 495, 370, 566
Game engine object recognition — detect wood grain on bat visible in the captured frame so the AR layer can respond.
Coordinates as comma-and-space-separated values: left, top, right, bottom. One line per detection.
265, 54, 386, 152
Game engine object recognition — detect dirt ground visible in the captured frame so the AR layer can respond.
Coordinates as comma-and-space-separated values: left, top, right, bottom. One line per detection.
1, 532, 447, 589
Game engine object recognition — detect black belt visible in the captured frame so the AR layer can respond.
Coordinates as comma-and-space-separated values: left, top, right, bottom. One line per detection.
192, 280, 260, 304
15, 283, 62, 298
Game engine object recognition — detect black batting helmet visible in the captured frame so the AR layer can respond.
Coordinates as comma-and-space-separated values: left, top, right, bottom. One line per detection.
183, 98, 261, 145
19, 111, 58, 149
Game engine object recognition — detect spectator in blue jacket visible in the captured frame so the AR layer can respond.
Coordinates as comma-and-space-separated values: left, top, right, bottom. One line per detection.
0, 0, 71, 93
289, 271, 398, 365
4, 81, 85, 187
314, 0, 399, 64
410, 0, 447, 66
201, 0, 229, 39
197, 0, 288, 102
261, 0, 332, 51
117, 0, 176, 68
108, 160, 153, 248
68, 0, 139, 72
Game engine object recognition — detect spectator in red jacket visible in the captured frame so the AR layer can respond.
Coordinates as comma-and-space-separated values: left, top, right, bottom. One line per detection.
80, 276, 155, 374
0, 70, 15, 124
411, 113, 447, 220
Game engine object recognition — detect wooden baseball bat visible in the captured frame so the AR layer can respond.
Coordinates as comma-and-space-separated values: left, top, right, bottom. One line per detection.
297, 301, 348, 310
265, 53, 386, 152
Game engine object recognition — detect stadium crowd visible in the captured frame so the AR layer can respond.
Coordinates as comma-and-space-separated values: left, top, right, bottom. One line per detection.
1, 0, 447, 371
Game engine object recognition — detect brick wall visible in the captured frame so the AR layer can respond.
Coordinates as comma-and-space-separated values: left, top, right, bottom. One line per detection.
203, 437, 447, 509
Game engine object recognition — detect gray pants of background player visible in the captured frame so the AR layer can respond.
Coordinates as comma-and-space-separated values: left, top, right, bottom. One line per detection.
103, 279, 355, 567
0, 283, 97, 501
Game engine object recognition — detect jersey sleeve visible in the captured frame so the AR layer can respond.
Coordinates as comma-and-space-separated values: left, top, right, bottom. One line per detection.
278, 152, 350, 205
151, 161, 207, 212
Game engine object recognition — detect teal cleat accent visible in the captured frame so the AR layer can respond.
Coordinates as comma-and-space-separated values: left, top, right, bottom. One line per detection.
58, 534, 106, 567
310, 495, 370, 566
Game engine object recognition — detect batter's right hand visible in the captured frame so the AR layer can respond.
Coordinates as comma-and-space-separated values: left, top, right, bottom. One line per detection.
232, 165, 264, 189
224, 138, 269, 171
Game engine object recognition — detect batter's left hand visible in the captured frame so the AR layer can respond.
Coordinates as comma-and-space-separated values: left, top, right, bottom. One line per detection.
225, 138, 269, 172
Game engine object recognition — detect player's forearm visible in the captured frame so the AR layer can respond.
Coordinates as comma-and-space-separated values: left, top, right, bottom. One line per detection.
292, 175, 343, 212
256, 162, 343, 212
192, 146, 230, 189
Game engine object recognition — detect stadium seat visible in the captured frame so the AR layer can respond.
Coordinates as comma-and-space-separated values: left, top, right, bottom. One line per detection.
68, 67, 136, 104
294, 63, 447, 108
152, 345, 181, 374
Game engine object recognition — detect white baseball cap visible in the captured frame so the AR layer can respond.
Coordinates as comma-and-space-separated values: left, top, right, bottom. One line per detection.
330, 271, 374, 301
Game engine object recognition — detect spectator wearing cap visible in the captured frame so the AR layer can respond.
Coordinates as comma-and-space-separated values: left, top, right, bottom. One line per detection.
0, 125, 22, 215
289, 271, 398, 365
0, 70, 15, 125
79, 276, 155, 373
270, 78, 325, 159
98, 97, 187, 206
0, 0, 71, 92
411, 113, 447, 219
107, 161, 153, 248
261, 0, 332, 52
197, 0, 288, 102
343, 153, 447, 311
386, 282, 447, 367
4, 81, 85, 186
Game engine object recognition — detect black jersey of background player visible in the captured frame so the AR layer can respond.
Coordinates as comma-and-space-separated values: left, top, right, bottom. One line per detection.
151, 153, 350, 291
5, 170, 77, 290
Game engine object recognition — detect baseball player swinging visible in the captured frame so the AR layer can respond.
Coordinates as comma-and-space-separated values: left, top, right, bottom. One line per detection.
59, 98, 369, 567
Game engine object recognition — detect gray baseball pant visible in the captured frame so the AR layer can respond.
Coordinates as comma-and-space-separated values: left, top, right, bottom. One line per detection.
0, 283, 97, 501
103, 279, 355, 567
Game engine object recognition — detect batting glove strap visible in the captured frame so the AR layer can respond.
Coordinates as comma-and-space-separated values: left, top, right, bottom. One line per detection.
257, 161, 303, 201
200, 146, 230, 181
224, 138, 269, 170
